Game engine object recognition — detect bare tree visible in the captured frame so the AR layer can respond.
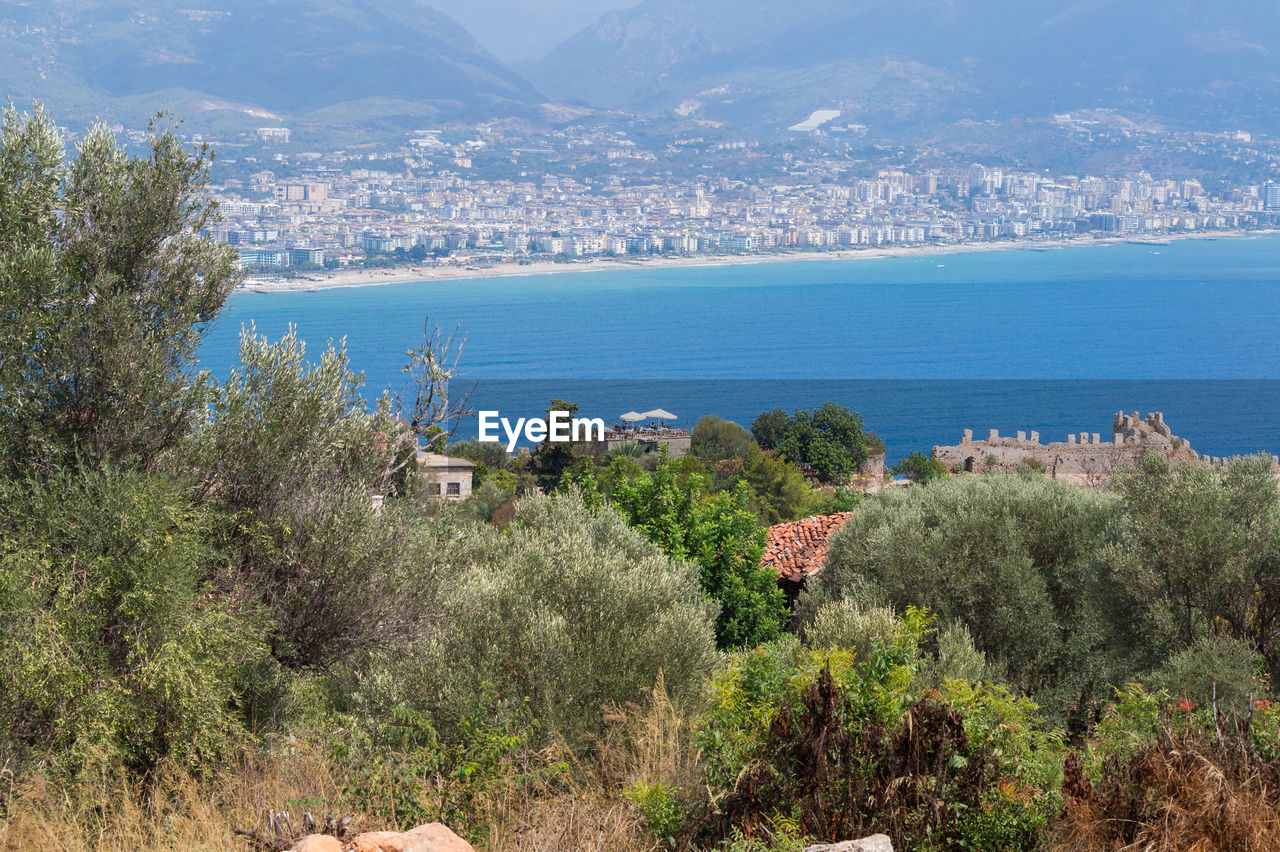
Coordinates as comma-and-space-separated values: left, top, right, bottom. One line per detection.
382, 319, 476, 484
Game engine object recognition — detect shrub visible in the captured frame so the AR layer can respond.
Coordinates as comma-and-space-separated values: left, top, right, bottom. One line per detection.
464, 478, 515, 523
691, 416, 756, 465
734, 447, 817, 524
447, 439, 510, 471
891, 451, 948, 484
750, 409, 791, 452
1106, 452, 1280, 687
1058, 690, 1280, 851
766, 402, 882, 484
0, 469, 268, 779
809, 487, 863, 515
0, 108, 238, 476
327, 701, 556, 840
698, 611, 1062, 851
1146, 634, 1265, 717
187, 327, 445, 671
611, 454, 787, 649
922, 620, 991, 687
800, 600, 900, 659
805, 473, 1116, 730
398, 490, 719, 745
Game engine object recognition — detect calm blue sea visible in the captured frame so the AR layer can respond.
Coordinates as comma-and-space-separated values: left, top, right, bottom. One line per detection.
200, 236, 1280, 461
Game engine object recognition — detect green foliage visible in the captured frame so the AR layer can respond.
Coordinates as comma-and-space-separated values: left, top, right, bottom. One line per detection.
808, 487, 863, 515
328, 701, 556, 842
0, 469, 268, 779
1106, 452, 1280, 686
750, 409, 791, 452
891, 451, 948, 484
924, 620, 991, 688
800, 600, 901, 659
487, 467, 520, 493
611, 452, 787, 649
698, 610, 1062, 851
624, 781, 691, 848
397, 490, 718, 745
808, 455, 1280, 735
190, 325, 397, 512
1017, 457, 1047, 476
735, 447, 817, 524
0, 107, 238, 475
188, 326, 444, 670
691, 415, 756, 465
447, 439, 510, 471
808, 472, 1117, 730
528, 399, 597, 491
599, 455, 646, 497
464, 478, 514, 523
753, 402, 881, 483
1146, 634, 1265, 717
603, 440, 646, 464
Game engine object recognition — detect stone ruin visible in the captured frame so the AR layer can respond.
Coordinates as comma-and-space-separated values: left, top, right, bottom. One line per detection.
930, 411, 1280, 488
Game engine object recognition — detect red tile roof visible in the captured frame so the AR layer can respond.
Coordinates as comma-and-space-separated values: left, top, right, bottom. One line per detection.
762, 512, 854, 583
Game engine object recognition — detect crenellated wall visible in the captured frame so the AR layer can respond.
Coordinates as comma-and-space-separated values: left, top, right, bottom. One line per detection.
931, 412, 1278, 488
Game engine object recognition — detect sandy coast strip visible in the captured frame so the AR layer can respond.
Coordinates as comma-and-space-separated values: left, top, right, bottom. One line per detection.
234, 230, 1269, 294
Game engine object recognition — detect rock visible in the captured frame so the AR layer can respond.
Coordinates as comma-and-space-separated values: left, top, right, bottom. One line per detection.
348, 823, 474, 852
291, 836, 344, 852
802, 835, 894, 852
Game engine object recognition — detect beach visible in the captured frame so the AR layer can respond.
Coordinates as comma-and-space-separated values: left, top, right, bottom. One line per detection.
235, 229, 1263, 293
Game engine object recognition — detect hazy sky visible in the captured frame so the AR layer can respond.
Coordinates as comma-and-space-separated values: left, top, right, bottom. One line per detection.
430, 0, 636, 63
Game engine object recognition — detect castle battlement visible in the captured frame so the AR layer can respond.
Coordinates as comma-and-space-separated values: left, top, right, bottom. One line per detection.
934, 412, 1275, 487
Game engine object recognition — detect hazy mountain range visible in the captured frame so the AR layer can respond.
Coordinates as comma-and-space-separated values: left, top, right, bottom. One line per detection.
0, 0, 540, 131
527, 0, 1280, 133
4, 0, 1279, 136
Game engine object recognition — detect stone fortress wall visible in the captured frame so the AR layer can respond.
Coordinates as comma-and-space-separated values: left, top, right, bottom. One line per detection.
931, 411, 1280, 488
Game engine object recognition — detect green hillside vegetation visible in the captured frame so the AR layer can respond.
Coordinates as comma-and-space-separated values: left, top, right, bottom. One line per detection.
6, 106, 1280, 851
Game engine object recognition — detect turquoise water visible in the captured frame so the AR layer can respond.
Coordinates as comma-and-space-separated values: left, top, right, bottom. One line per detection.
200, 236, 1280, 458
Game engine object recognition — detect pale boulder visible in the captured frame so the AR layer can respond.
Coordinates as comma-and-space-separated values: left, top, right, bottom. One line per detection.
348, 823, 474, 852
291, 836, 344, 852
803, 835, 894, 852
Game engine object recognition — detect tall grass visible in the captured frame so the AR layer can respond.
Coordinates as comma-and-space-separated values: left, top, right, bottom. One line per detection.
0, 740, 344, 851
0, 682, 696, 852
1056, 720, 1280, 851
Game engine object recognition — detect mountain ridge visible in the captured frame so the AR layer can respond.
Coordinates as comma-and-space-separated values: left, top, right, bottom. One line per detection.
0, 0, 544, 131
527, 0, 1280, 133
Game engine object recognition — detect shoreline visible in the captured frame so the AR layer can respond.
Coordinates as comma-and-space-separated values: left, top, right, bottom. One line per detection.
234, 229, 1273, 294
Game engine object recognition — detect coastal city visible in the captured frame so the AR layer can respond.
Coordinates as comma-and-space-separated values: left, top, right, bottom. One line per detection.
11, 2, 1280, 851
196, 117, 1280, 282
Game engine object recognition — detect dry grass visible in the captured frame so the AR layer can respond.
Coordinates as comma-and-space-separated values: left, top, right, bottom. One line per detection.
1055, 726, 1280, 852
0, 679, 696, 852
0, 737, 350, 852
486, 675, 700, 852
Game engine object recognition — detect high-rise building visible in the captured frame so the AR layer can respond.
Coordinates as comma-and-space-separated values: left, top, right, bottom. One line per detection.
1265, 183, 1280, 210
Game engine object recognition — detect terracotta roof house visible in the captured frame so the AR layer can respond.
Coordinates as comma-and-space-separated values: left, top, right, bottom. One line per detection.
762, 512, 854, 610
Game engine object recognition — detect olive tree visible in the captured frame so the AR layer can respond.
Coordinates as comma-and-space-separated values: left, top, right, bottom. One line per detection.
805, 473, 1117, 729
0, 106, 238, 474
398, 490, 719, 744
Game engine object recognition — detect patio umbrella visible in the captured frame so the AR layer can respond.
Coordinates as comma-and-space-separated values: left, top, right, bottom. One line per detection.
641, 408, 676, 421
620, 411, 645, 422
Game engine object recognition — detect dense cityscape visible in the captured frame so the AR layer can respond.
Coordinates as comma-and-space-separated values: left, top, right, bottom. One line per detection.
191, 116, 1280, 279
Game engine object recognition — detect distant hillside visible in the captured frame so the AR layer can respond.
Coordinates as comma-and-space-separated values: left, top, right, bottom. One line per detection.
0, 0, 543, 131
527, 0, 1280, 134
